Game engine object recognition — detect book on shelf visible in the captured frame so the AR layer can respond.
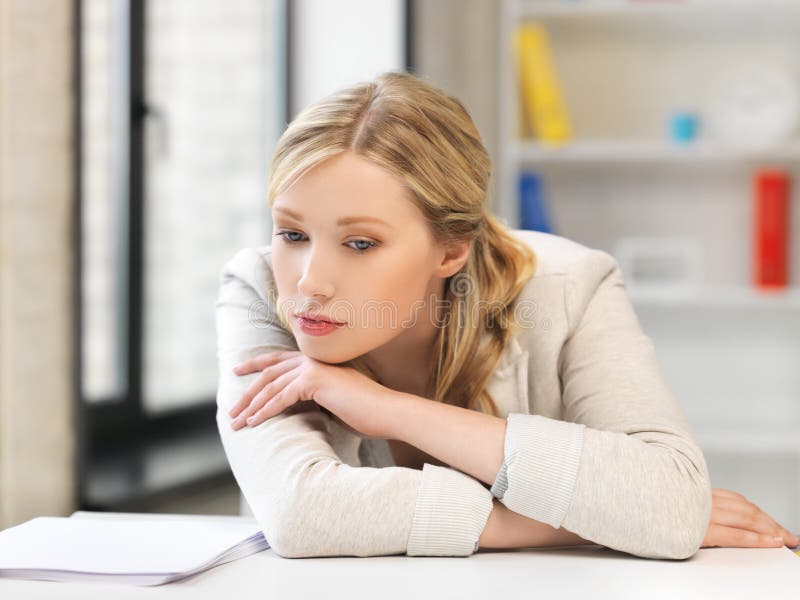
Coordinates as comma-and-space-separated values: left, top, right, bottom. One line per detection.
519, 171, 554, 233
513, 21, 573, 145
753, 169, 791, 290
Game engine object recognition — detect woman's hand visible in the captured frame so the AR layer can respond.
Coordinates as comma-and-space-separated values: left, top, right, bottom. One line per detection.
701, 487, 799, 549
227, 350, 396, 439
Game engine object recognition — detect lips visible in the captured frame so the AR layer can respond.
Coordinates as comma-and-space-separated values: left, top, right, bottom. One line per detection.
295, 312, 345, 325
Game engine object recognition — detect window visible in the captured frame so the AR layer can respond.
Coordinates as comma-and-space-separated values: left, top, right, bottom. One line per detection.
78, 0, 287, 510
78, 0, 413, 511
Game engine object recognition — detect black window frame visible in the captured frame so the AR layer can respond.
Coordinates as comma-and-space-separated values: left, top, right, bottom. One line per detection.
75, 0, 415, 512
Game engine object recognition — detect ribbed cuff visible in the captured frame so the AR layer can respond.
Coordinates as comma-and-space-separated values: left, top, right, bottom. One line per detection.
490, 459, 509, 499
406, 463, 494, 557
491, 413, 586, 529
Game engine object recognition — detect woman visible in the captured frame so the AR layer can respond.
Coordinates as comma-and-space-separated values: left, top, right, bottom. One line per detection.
216, 71, 798, 559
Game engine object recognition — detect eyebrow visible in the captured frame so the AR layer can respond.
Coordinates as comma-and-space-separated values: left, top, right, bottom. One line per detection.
273, 206, 393, 228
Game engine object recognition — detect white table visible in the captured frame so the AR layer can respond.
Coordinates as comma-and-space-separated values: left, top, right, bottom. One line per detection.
1, 512, 798, 599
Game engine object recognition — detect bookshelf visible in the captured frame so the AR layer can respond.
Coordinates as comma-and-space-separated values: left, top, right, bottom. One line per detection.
498, 0, 800, 531
514, 139, 800, 165
510, 0, 796, 18
627, 285, 800, 309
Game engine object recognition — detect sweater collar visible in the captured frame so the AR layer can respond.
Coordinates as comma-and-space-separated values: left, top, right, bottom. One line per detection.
483, 334, 530, 417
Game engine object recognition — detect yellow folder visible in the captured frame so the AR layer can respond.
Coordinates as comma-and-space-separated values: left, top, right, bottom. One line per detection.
514, 22, 573, 144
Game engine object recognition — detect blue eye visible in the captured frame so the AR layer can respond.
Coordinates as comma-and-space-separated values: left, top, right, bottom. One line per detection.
276, 231, 303, 242
349, 239, 375, 253
274, 231, 377, 255
274, 231, 306, 244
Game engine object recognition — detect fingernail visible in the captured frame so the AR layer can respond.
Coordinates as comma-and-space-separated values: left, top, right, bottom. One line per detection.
246, 416, 255, 425
232, 365, 240, 373
773, 536, 784, 545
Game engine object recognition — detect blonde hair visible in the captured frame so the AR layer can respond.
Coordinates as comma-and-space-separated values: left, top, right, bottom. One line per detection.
267, 71, 537, 417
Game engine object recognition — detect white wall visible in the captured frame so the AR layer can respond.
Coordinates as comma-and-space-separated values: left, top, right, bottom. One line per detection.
0, 0, 76, 528
291, 0, 406, 117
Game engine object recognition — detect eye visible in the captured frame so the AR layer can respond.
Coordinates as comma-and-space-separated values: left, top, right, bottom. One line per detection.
275, 230, 305, 243
274, 230, 377, 254
347, 239, 377, 254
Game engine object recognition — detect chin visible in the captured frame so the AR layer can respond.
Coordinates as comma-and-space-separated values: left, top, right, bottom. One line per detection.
296, 342, 355, 365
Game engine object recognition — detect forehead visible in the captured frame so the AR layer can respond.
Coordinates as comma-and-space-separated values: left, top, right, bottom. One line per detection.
273, 153, 418, 222
273, 205, 394, 230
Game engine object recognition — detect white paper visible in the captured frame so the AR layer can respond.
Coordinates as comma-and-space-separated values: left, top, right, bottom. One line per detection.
0, 515, 269, 586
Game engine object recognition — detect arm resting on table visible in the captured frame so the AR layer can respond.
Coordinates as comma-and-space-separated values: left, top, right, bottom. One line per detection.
491, 251, 712, 560
215, 247, 494, 558
388, 250, 712, 560
479, 498, 596, 550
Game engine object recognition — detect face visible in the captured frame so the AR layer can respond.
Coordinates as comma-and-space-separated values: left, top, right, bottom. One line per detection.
270, 151, 465, 364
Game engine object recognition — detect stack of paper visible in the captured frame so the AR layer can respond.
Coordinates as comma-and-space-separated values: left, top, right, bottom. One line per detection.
0, 512, 269, 586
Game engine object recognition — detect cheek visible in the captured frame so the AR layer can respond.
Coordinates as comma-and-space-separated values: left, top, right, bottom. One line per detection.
392, 255, 431, 296
270, 250, 299, 322
271, 247, 298, 293
354, 262, 431, 328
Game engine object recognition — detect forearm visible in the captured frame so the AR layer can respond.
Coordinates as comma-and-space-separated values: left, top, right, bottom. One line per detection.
380, 392, 596, 551
479, 498, 596, 549
383, 390, 507, 486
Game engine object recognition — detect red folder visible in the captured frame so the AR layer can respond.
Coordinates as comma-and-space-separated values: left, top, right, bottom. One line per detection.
753, 169, 790, 290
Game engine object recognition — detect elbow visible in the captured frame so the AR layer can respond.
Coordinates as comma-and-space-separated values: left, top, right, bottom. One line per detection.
670, 477, 712, 560
650, 462, 713, 560
265, 528, 303, 559
245, 493, 312, 559
262, 505, 312, 559
269, 538, 308, 559
261, 487, 339, 559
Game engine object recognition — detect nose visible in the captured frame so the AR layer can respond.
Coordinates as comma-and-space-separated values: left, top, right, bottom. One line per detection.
297, 244, 336, 299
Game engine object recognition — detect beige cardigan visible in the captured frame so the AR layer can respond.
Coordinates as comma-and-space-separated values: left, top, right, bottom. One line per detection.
215, 228, 712, 560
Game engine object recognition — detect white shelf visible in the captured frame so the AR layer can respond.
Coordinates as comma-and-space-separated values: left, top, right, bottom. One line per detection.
628, 285, 800, 309
500, 0, 800, 530
514, 139, 800, 165
515, 0, 799, 18
516, 0, 689, 17
696, 428, 800, 454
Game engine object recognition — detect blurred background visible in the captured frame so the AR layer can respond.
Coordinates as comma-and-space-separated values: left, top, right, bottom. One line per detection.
1, 0, 799, 535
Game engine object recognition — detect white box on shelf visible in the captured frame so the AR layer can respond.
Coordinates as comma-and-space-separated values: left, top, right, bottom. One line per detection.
613, 236, 704, 297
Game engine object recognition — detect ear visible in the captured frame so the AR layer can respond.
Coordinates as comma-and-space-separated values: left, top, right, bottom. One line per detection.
434, 238, 473, 278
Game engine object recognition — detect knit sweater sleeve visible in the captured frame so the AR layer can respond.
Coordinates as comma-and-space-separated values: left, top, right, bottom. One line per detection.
490, 249, 712, 560
215, 247, 493, 558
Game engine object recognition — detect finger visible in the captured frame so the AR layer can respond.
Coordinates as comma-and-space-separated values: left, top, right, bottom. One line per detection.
711, 505, 772, 537
741, 501, 799, 545
704, 523, 785, 548
232, 350, 296, 375
232, 351, 285, 375
232, 367, 299, 429
234, 356, 300, 409
712, 488, 746, 501
712, 499, 799, 546
750, 505, 800, 546
228, 370, 272, 418
246, 377, 300, 427
228, 356, 302, 418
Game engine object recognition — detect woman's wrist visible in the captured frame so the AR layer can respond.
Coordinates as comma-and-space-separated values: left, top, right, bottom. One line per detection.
478, 499, 508, 548
479, 498, 595, 550
375, 388, 409, 440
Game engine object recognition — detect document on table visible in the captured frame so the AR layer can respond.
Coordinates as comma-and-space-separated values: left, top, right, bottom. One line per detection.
0, 512, 269, 586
